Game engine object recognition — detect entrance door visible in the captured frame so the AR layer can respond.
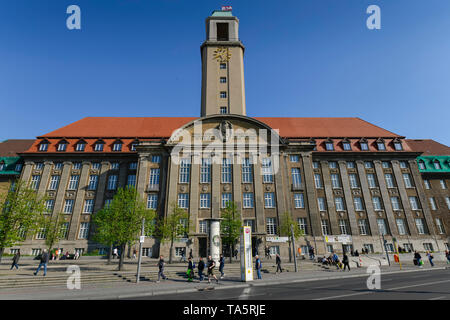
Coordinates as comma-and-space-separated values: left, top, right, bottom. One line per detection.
198, 237, 207, 258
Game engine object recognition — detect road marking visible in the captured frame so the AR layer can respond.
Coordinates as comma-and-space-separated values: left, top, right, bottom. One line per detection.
316, 279, 450, 300
239, 287, 252, 300
429, 296, 446, 300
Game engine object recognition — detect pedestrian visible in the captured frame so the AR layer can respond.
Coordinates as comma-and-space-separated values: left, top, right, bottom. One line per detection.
309, 246, 315, 260
414, 251, 422, 268
74, 250, 80, 260
354, 250, 359, 257
342, 253, 350, 271
34, 249, 49, 276
255, 255, 262, 279
187, 257, 194, 282
426, 251, 434, 267
266, 247, 272, 259
275, 254, 282, 274
54, 249, 59, 260
132, 248, 137, 259
445, 250, 450, 264
219, 254, 225, 279
234, 249, 238, 260
207, 255, 219, 284
180, 248, 186, 263
198, 257, 205, 281
10, 249, 20, 270
157, 255, 168, 282
189, 248, 193, 260
113, 247, 118, 259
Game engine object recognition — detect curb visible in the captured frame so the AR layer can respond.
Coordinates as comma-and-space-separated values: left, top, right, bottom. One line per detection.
91, 266, 448, 300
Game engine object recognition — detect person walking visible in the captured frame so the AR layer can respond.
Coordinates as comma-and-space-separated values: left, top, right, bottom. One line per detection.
113, 247, 118, 259
275, 254, 282, 274
342, 253, 350, 271
219, 254, 225, 279
132, 248, 137, 259
180, 248, 186, 263
187, 257, 194, 282
445, 250, 450, 264
414, 251, 422, 268
34, 249, 49, 276
309, 246, 315, 260
426, 251, 434, 267
198, 257, 205, 281
207, 255, 219, 284
10, 250, 20, 270
157, 255, 168, 282
266, 247, 272, 259
255, 255, 262, 279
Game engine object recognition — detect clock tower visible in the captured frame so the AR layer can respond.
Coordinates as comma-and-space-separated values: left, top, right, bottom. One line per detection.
200, 10, 246, 117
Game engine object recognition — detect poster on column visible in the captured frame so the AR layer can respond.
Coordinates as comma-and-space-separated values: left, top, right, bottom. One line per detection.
240, 226, 253, 282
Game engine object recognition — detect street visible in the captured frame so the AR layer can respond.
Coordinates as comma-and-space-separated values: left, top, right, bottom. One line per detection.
126, 268, 450, 300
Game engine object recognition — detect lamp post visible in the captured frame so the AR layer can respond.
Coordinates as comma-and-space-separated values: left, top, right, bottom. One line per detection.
136, 218, 145, 283
291, 225, 298, 272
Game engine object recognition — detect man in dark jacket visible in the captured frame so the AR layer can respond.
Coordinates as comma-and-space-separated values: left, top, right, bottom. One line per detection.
198, 257, 205, 281
255, 255, 262, 279
34, 249, 49, 276
414, 251, 422, 267
157, 255, 168, 282
275, 254, 282, 274
207, 255, 219, 284
10, 250, 20, 270
219, 254, 225, 279
342, 253, 350, 271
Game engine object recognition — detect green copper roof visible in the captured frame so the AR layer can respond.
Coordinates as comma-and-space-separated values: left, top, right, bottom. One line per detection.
211, 10, 233, 17
0, 157, 21, 176
416, 155, 450, 173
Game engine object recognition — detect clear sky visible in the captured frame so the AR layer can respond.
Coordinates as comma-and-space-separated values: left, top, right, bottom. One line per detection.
1, 0, 449, 145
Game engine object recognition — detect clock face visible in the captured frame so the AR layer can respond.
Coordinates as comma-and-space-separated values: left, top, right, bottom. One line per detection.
213, 47, 231, 62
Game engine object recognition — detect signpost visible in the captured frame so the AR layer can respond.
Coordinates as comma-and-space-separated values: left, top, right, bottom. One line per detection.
136, 218, 145, 283
240, 226, 253, 282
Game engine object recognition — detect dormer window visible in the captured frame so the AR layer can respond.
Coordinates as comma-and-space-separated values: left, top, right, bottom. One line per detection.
94, 142, 104, 152
57, 141, 67, 151
434, 160, 442, 170
394, 140, 403, 151
39, 142, 49, 152
325, 141, 334, 151
377, 140, 386, 151
418, 160, 426, 170
15, 163, 23, 172
342, 140, 351, 151
75, 142, 86, 151
0, 162, 4, 171
130, 140, 139, 151
113, 141, 122, 152
360, 139, 369, 151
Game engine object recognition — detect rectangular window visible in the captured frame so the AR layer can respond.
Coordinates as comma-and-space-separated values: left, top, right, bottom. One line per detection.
363, 244, 374, 253
353, 197, 363, 211
394, 142, 403, 151
129, 162, 138, 170
266, 218, 277, 235
104, 199, 112, 208
297, 218, 307, 235
113, 143, 122, 151
221, 158, 232, 183
151, 155, 161, 163
334, 197, 345, 211
365, 161, 373, 169
403, 173, 413, 188
200, 193, 211, 209
446, 197, 450, 210
264, 192, 276, 208
107, 175, 118, 190
291, 168, 302, 187
179, 158, 191, 183
220, 106, 228, 114
396, 218, 407, 235
30, 175, 41, 190
111, 162, 119, 170
382, 161, 391, 168
290, 155, 299, 162
220, 91, 227, 98
377, 218, 388, 235
35, 163, 44, 170
242, 158, 253, 183
434, 161, 442, 170
343, 142, 351, 151
339, 219, 349, 235
177, 193, 189, 209
36, 227, 46, 240
329, 161, 337, 169
243, 193, 254, 208
83, 199, 94, 214
312, 161, 319, 169
269, 246, 280, 256
92, 162, 101, 170
358, 219, 369, 235
349, 174, 359, 188
423, 243, 434, 252
367, 173, 377, 188
321, 220, 329, 235
147, 194, 158, 210
220, 77, 227, 83
314, 173, 323, 188
318, 197, 326, 211
331, 173, 341, 188
347, 161, 355, 169
217, 22, 229, 40
45, 199, 54, 213
378, 143, 386, 151
72, 162, 82, 170
440, 179, 447, 189
360, 142, 369, 151
400, 161, 408, 168
262, 158, 273, 183
294, 193, 304, 209
199, 220, 209, 234
63, 199, 74, 214
127, 174, 136, 187
409, 196, 420, 210
436, 218, 445, 234
372, 197, 382, 211
390, 196, 401, 211
221, 193, 232, 208
15, 163, 23, 172
57, 143, 67, 151
200, 158, 211, 183
220, 63, 226, 69
418, 161, 426, 170
325, 142, 334, 151
385, 173, 395, 188
94, 143, 104, 151
429, 197, 437, 210
423, 179, 431, 189
39, 143, 48, 151
149, 168, 160, 186
78, 223, 90, 239
88, 175, 98, 190
415, 218, 426, 234
49, 175, 60, 190
59, 223, 69, 239
76, 143, 85, 151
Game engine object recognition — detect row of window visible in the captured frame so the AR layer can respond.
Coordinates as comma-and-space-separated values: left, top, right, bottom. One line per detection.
38, 140, 147, 153
312, 160, 409, 169
418, 159, 448, 170
0, 162, 22, 172
323, 139, 403, 151
33, 222, 90, 240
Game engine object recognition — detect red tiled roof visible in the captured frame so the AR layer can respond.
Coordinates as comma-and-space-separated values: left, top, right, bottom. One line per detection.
0, 139, 35, 157
39, 117, 401, 139
405, 139, 450, 156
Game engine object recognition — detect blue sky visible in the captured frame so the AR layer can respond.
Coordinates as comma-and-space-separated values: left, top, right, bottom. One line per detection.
1, 0, 449, 145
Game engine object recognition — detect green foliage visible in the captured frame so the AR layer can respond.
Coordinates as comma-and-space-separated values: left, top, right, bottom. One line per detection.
220, 201, 242, 248
280, 211, 304, 239
92, 186, 156, 249
39, 212, 66, 251
156, 203, 189, 243
0, 179, 48, 260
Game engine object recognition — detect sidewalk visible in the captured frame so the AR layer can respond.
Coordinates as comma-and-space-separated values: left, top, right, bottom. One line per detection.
0, 261, 447, 300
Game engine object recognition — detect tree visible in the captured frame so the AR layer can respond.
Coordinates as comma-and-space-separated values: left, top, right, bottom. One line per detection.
220, 201, 242, 263
40, 212, 66, 253
156, 202, 188, 264
280, 211, 304, 262
92, 186, 156, 271
0, 180, 48, 262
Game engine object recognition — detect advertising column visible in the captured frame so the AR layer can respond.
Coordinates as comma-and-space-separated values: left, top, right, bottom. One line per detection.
209, 219, 221, 264
240, 226, 253, 282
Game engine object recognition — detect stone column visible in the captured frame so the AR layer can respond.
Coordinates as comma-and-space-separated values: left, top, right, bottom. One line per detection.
391, 161, 418, 237
320, 161, 339, 235
118, 161, 128, 188
301, 154, 322, 237
338, 161, 359, 235
37, 161, 52, 197
356, 161, 379, 236
211, 158, 221, 219
253, 155, 265, 234
189, 154, 201, 233
136, 155, 149, 196
165, 155, 179, 217
68, 161, 91, 240
232, 154, 242, 210
374, 160, 399, 237
53, 162, 72, 214
274, 153, 287, 218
